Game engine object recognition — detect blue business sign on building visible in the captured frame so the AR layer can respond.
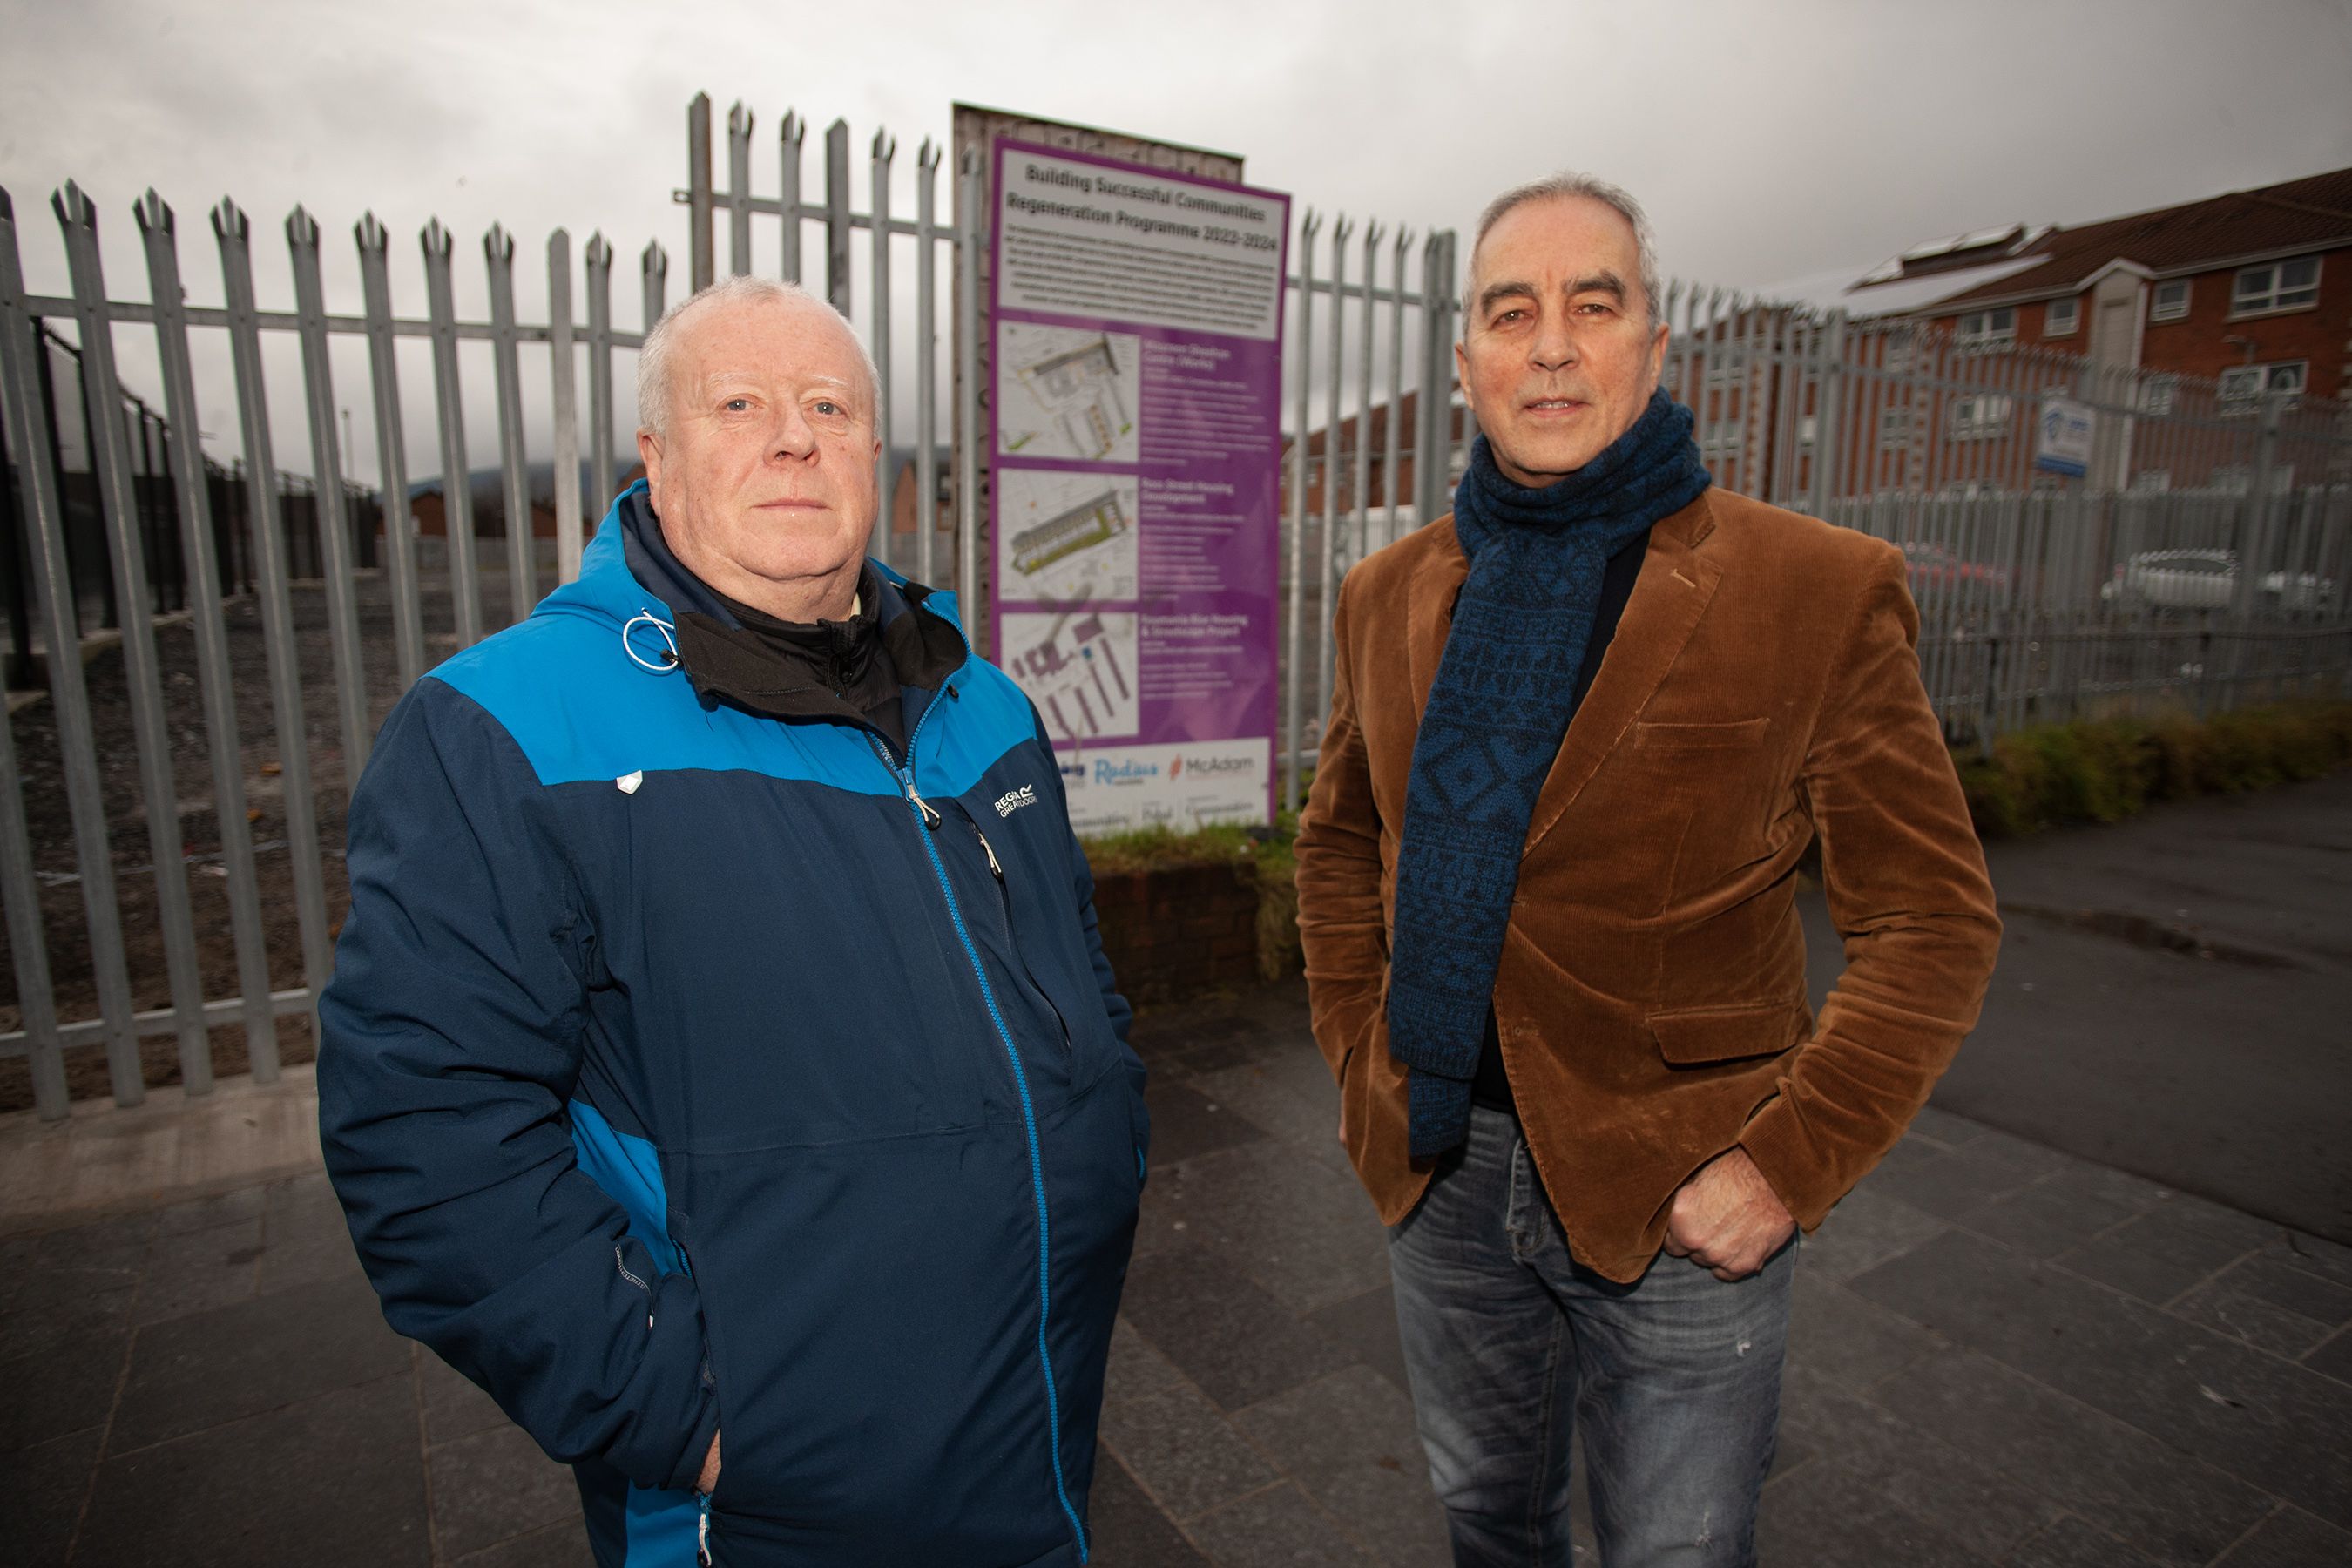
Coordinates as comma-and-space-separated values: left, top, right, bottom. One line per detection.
2036, 396, 2093, 477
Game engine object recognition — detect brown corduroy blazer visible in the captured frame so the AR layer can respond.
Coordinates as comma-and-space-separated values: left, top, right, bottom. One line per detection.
1294, 489, 2002, 1282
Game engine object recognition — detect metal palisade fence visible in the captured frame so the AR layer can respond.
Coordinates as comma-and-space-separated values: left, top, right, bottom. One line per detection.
1282, 282, 2352, 803
1650, 292, 2352, 740
3, 91, 2349, 1116
0, 179, 666, 1119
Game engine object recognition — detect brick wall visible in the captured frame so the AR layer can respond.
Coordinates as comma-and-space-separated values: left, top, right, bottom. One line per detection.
1090, 859, 1262, 1004
2136, 248, 2351, 401
1923, 243, 2352, 402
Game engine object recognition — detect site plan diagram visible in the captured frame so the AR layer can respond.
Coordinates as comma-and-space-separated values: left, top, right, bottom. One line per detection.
996, 470, 1140, 605
1000, 609, 1141, 741
996, 323, 1141, 464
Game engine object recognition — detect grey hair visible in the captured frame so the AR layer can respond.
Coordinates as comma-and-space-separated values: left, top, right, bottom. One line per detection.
635, 274, 882, 436
1463, 172, 1663, 333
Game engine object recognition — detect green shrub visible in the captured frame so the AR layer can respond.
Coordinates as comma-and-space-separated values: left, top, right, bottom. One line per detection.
1958, 700, 2352, 839
1079, 821, 1255, 876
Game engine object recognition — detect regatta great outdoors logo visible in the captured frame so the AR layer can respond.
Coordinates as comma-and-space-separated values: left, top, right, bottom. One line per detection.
994, 785, 1040, 818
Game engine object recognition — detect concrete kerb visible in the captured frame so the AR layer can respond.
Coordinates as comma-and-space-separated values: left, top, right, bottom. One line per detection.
0, 1058, 321, 1235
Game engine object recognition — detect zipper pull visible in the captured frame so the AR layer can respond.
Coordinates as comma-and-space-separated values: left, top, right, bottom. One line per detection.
698, 1492, 713, 1565
902, 773, 943, 831
974, 823, 1004, 882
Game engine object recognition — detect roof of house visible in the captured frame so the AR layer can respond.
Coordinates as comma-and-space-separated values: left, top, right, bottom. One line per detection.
1753, 254, 2048, 318
1889, 166, 2352, 314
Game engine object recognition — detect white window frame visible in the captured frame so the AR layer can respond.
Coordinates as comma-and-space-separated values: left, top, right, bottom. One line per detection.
1954, 307, 2017, 352
2230, 257, 2322, 318
2219, 361, 2308, 415
2149, 280, 2191, 323
1879, 406, 1914, 448
2044, 298, 2078, 337
2130, 470, 2171, 494
2139, 375, 2178, 416
1949, 393, 2014, 440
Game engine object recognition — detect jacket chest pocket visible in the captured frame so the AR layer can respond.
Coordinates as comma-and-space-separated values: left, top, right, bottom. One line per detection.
1627, 717, 1782, 906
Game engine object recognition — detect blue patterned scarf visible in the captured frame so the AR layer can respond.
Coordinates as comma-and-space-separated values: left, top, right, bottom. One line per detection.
1387, 389, 1711, 1158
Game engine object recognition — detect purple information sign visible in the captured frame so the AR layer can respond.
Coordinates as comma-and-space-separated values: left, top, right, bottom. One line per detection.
987, 139, 1290, 835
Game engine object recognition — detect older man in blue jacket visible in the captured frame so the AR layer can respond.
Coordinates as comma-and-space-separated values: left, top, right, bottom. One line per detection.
319, 276, 1146, 1568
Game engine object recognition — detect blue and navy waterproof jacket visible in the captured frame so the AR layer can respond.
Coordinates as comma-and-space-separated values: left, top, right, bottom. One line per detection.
318, 483, 1146, 1568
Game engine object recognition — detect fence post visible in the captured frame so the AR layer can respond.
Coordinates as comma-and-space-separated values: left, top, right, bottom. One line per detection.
727, 101, 754, 280
824, 119, 852, 318
484, 223, 536, 619
585, 233, 615, 519
1811, 311, 1847, 520
641, 240, 668, 337
216, 197, 335, 1045
870, 130, 896, 573
779, 113, 805, 286
2235, 393, 2287, 622
356, 213, 426, 686
1352, 220, 1381, 568
1282, 210, 1321, 818
57, 180, 213, 1095
1315, 215, 1352, 748
915, 138, 941, 587
0, 186, 101, 1116
954, 148, 983, 649
137, 189, 280, 1083
549, 228, 583, 585
1382, 226, 1411, 548
687, 91, 714, 292
1413, 230, 1457, 528
1, 407, 34, 687
287, 206, 371, 792
30, 331, 71, 639
0, 651, 64, 1114
422, 219, 482, 647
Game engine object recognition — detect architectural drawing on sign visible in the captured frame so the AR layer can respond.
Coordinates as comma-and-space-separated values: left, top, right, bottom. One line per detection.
996, 470, 1140, 605
1002, 610, 1140, 741
997, 324, 1142, 464
1013, 488, 1129, 575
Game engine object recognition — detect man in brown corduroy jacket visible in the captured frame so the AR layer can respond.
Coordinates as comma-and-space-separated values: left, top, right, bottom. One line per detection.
1294, 173, 2001, 1568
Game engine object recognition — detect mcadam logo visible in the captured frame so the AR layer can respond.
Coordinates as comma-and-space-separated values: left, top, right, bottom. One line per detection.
994, 785, 1039, 818
1172, 753, 1255, 780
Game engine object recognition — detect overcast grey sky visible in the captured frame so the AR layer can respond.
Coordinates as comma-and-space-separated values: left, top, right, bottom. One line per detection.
3, 0, 2349, 475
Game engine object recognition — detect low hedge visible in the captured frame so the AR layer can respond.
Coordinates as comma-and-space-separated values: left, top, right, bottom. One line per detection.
1955, 701, 2352, 838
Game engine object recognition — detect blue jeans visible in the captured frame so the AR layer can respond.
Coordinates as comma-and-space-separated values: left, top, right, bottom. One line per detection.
1388, 1104, 1794, 1568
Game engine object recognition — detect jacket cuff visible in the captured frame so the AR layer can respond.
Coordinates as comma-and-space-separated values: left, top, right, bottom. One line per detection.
1737, 1098, 1839, 1232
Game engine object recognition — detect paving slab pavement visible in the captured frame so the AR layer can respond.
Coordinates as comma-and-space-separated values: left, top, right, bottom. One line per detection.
1804, 768, 2352, 1244
5, 983, 2347, 1566
5, 778, 2350, 1565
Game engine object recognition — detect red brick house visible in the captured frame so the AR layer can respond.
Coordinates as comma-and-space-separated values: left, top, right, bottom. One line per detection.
1884, 166, 2352, 412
